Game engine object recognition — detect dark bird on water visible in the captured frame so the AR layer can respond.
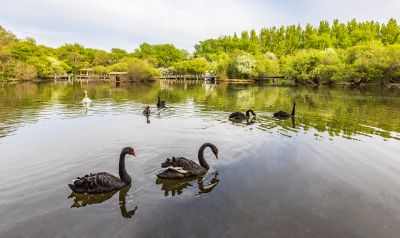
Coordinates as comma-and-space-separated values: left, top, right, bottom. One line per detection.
68, 147, 136, 194
229, 109, 256, 121
157, 96, 166, 108
143, 106, 151, 115
157, 143, 219, 179
274, 102, 296, 119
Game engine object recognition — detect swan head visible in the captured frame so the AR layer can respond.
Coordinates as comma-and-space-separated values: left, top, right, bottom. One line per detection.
122, 147, 136, 157
210, 144, 219, 160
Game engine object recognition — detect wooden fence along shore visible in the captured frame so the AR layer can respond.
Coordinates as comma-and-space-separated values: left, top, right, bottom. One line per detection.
53, 68, 287, 83
156, 75, 218, 81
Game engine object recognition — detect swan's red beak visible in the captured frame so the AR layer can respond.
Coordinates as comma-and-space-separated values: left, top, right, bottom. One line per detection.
131, 150, 136, 157
215, 154, 219, 160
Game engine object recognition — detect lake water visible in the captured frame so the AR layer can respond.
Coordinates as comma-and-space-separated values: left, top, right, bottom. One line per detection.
0, 80, 400, 238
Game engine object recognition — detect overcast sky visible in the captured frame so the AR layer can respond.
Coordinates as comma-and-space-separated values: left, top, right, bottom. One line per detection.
1, 0, 399, 52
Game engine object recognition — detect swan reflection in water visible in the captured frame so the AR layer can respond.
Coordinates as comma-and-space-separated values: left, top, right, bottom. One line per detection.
82, 102, 90, 114
68, 184, 138, 219
143, 106, 151, 124
275, 116, 296, 128
230, 117, 257, 126
156, 171, 220, 196
291, 117, 296, 128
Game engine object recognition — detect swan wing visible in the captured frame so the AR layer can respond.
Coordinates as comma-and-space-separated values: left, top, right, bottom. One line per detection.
161, 157, 201, 171
273, 111, 290, 118
70, 172, 122, 193
157, 169, 187, 179
82, 98, 91, 103
167, 166, 188, 174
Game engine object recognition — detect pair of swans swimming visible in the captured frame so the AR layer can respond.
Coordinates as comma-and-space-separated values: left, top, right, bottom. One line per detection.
146, 99, 296, 121
229, 102, 296, 121
142, 96, 166, 115
68, 143, 219, 194
142, 96, 166, 123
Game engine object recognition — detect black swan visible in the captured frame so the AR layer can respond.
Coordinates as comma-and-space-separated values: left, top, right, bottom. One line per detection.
68, 147, 136, 194
229, 109, 256, 121
143, 106, 151, 115
274, 102, 295, 119
157, 143, 219, 179
157, 96, 166, 108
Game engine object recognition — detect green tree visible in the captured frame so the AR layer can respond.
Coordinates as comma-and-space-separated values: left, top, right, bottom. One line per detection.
127, 59, 160, 81
235, 54, 257, 78
133, 43, 188, 67
381, 19, 400, 45
172, 58, 209, 75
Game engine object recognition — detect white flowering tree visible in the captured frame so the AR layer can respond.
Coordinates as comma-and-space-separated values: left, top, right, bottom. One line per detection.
236, 54, 257, 78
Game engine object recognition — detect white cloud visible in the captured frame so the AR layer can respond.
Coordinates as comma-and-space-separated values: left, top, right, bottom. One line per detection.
1, 0, 399, 52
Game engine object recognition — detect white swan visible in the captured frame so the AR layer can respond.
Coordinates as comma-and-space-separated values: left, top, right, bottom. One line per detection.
82, 90, 91, 104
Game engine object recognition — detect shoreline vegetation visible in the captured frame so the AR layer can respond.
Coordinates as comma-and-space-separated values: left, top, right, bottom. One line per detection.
1, 19, 400, 86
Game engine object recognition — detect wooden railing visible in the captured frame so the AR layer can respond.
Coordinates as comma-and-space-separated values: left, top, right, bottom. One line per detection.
157, 75, 218, 80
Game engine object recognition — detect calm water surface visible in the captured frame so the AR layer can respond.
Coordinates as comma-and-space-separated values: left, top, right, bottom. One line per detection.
0, 81, 400, 237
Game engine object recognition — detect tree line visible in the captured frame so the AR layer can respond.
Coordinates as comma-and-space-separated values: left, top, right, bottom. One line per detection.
1, 18, 400, 84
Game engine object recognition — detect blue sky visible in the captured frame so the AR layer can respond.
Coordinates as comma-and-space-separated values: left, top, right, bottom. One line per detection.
1, 0, 399, 52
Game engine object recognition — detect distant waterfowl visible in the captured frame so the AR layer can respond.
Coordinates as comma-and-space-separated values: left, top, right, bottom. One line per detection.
68, 147, 136, 194
82, 90, 91, 104
229, 109, 256, 121
143, 106, 151, 115
157, 96, 165, 108
157, 143, 219, 179
274, 102, 295, 119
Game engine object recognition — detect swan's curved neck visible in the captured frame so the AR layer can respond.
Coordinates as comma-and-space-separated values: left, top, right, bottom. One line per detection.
246, 109, 255, 117
198, 143, 212, 170
291, 103, 296, 116
119, 152, 131, 184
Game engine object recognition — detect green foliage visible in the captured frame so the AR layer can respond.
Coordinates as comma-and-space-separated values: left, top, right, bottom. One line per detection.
235, 54, 257, 78
13, 61, 37, 80
56, 44, 89, 74
195, 18, 400, 57
0, 26, 17, 46
256, 53, 280, 77
282, 48, 344, 84
172, 58, 209, 75
1, 18, 400, 83
127, 59, 160, 81
133, 43, 188, 67
209, 52, 230, 79
386, 44, 400, 82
